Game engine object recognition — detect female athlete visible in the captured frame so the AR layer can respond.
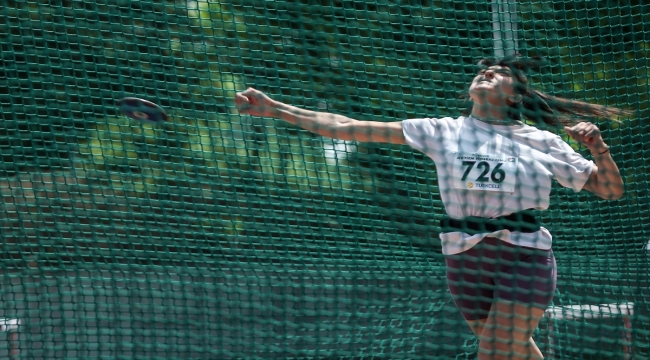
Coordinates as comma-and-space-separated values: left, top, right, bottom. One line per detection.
234, 57, 627, 359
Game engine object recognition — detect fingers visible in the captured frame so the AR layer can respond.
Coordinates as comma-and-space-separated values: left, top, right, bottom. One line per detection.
564, 126, 574, 138
239, 87, 258, 97
565, 122, 601, 146
234, 93, 251, 114
235, 88, 261, 105
234, 87, 271, 116
234, 93, 248, 104
566, 122, 595, 136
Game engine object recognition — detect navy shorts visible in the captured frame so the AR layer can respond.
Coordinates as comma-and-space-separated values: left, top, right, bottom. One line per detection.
445, 237, 557, 320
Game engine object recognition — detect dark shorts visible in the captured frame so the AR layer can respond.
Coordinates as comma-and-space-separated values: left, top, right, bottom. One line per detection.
445, 237, 557, 320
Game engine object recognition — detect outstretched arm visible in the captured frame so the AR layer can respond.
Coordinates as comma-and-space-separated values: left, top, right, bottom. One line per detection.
565, 122, 624, 200
235, 88, 406, 145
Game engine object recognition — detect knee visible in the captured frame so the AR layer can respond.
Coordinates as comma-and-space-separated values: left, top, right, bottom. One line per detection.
478, 338, 512, 360
478, 337, 542, 360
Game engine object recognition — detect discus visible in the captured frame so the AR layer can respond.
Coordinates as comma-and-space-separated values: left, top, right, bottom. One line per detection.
117, 97, 169, 124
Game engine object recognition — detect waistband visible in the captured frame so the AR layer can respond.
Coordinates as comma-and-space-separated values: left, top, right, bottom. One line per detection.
440, 210, 541, 235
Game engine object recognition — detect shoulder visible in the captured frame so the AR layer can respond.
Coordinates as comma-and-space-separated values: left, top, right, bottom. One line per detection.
527, 128, 587, 162
515, 126, 571, 149
402, 116, 464, 129
401, 116, 463, 152
540, 131, 574, 153
514, 124, 557, 139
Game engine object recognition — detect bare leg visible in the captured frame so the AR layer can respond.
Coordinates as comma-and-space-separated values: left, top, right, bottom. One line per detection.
466, 318, 488, 337
477, 301, 545, 360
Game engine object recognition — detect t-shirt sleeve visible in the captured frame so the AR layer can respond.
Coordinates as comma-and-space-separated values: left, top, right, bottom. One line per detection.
401, 118, 439, 154
547, 136, 595, 192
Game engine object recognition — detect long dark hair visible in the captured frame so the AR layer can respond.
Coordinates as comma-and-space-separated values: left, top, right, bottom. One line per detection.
461, 57, 633, 126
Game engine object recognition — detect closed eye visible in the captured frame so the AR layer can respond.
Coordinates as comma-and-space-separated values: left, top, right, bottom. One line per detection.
476, 68, 512, 76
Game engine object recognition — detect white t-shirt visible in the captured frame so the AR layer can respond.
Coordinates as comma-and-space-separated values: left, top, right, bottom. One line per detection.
402, 115, 595, 255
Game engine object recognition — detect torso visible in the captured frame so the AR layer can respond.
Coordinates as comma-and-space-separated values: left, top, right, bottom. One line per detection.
401, 115, 594, 254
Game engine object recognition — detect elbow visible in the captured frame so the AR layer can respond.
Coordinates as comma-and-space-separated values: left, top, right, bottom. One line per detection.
330, 121, 357, 141
611, 182, 625, 200
602, 193, 623, 201
328, 125, 353, 141
598, 187, 624, 201
610, 189, 624, 200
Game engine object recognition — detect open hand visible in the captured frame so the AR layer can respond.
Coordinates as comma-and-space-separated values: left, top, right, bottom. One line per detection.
564, 122, 607, 153
234, 88, 278, 118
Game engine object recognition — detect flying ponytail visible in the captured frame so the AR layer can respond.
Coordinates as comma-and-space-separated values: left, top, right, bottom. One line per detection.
461, 57, 633, 126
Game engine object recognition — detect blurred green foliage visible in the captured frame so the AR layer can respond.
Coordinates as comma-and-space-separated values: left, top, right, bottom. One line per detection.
0, 0, 647, 265
0, 1, 647, 358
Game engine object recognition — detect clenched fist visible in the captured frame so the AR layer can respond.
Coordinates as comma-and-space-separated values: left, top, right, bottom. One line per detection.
234, 88, 278, 118
564, 122, 608, 153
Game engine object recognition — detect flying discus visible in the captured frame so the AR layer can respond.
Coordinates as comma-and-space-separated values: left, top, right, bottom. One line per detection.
117, 97, 169, 124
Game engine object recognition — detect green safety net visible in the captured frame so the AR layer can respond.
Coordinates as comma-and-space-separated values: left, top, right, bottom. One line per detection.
0, 0, 648, 359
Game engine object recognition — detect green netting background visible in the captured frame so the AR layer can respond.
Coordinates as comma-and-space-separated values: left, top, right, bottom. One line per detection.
0, 0, 648, 359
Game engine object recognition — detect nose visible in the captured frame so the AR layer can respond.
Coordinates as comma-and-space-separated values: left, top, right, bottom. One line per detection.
484, 69, 495, 79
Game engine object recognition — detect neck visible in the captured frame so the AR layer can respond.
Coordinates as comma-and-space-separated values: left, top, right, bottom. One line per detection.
470, 104, 519, 125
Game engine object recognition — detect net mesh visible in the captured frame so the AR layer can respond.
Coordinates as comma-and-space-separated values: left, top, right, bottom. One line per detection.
0, 0, 648, 359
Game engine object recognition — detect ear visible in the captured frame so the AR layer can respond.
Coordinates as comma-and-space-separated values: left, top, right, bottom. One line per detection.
508, 94, 523, 104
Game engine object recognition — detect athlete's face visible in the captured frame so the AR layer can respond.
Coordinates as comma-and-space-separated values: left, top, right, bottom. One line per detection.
468, 65, 519, 107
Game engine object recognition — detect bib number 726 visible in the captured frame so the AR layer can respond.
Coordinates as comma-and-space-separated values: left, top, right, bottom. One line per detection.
461, 161, 506, 183
453, 153, 517, 192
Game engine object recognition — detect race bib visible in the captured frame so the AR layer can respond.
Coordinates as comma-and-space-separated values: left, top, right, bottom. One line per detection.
453, 153, 517, 192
